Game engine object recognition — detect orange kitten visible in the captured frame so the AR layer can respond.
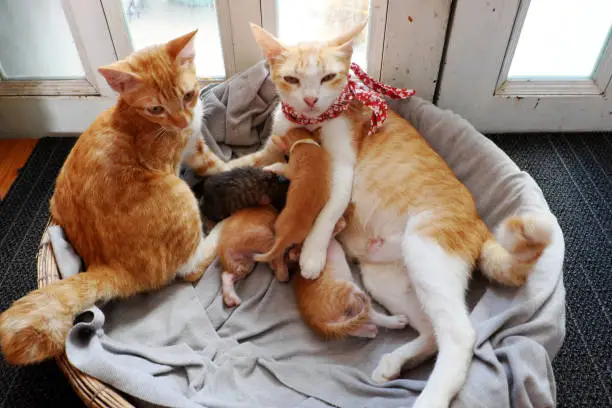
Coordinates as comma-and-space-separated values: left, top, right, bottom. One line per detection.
293, 219, 407, 339
0, 31, 228, 365
218, 205, 288, 307
253, 127, 329, 263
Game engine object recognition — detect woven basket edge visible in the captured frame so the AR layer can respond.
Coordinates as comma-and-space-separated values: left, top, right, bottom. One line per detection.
37, 220, 135, 408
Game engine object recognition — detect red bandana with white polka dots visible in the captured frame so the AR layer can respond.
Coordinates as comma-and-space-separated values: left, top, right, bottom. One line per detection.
281, 63, 415, 136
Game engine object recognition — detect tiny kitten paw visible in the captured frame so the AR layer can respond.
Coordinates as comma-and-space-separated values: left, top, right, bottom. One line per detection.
387, 314, 409, 330
223, 292, 241, 308
350, 323, 379, 338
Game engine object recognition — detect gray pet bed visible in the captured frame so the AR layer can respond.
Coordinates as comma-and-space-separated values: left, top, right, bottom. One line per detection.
49, 62, 565, 408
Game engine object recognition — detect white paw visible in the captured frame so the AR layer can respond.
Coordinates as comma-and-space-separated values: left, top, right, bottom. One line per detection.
524, 213, 554, 244
387, 314, 409, 330
371, 353, 403, 384
223, 292, 241, 308
299, 245, 327, 279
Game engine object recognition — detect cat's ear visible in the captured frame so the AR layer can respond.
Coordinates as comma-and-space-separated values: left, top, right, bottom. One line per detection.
250, 23, 286, 60
328, 19, 368, 56
98, 61, 142, 93
167, 30, 198, 65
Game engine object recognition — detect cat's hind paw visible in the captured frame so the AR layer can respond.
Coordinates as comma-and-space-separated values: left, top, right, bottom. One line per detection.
223, 292, 241, 308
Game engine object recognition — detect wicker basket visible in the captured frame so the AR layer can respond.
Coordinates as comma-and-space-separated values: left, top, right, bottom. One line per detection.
37, 221, 134, 408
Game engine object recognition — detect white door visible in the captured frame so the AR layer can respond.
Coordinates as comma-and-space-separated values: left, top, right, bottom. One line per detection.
437, 0, 612, 132
0, 0, 451, 137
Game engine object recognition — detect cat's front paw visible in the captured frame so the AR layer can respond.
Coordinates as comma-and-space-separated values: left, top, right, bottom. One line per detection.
299, 244, 327, 279
371, 353, 402, 384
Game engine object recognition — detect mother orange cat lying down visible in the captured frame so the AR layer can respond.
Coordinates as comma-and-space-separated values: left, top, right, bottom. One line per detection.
0, 30, 230, 365
214, 20, 554, 408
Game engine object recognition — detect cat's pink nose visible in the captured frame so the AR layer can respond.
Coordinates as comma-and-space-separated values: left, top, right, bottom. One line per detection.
303, 97, 318, 108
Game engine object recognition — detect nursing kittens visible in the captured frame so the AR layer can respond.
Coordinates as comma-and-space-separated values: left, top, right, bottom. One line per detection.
218, 205, 288, 307
254, 127, 330, 263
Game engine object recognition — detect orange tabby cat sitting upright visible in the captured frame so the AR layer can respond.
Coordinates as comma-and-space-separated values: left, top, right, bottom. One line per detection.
0, 31, 228, 365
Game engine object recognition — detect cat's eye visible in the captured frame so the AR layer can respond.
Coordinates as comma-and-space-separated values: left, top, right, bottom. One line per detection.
183, 90, 196, 103
283, 76, 300, 85
147, 106, 165, 115
321, 73, 337, 83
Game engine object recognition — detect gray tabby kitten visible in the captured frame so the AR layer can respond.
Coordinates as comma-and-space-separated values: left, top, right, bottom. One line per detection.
191, 166, 290, 226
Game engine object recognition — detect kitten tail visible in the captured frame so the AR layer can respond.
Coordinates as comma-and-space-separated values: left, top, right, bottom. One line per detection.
0, 265, 130, 364
478, 213, 554, 286
253, 236, 292, 263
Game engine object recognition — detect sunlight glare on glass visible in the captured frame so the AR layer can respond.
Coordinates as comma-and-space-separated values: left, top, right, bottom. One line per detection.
121, 0, 224, 78
508, 0, 612, 79
276, 0, 370, 69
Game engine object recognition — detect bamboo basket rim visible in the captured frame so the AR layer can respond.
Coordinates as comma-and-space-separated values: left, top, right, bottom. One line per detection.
37, 220, 134, 408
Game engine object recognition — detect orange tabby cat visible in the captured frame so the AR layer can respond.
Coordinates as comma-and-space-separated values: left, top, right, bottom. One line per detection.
253, 127, 329, 263
210, 21, 554, 408
0, 31, 228, 365
218, 205, 288, 307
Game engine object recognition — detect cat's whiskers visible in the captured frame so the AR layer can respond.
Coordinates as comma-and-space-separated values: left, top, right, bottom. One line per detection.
153, 127, 167, 141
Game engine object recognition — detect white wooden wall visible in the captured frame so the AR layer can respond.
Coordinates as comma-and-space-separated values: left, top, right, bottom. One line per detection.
380, 0, 452, 101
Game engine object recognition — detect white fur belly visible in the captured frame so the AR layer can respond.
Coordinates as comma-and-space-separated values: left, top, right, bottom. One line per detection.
339, 174, 409, 263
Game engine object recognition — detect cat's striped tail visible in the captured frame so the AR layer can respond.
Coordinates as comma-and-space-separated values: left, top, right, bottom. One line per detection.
478, 214, 554, 286
0, 265, 126, 364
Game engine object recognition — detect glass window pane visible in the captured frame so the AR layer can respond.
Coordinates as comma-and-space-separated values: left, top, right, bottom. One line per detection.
276, 0, 370, 69
508, 0, 612, 79
121, 0, 225, 79
0, 0, 85, 80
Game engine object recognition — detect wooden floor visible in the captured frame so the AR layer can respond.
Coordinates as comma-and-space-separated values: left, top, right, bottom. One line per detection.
0, 139, 38, 199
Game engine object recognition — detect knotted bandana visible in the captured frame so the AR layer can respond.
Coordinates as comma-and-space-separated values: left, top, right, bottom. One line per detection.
281, 63, 415, 136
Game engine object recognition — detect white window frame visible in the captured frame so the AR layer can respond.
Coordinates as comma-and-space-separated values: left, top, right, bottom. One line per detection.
494, 0, 612, 97
101, 0, 392, 81
0, 0, 115, 97
437, 0, 612, 132
0, 0, 451, 137
0, 0, 119, 137
101, 0, 264, 81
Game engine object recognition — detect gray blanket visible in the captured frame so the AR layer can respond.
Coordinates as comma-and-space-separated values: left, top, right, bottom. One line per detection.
51, 61, 565, 408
